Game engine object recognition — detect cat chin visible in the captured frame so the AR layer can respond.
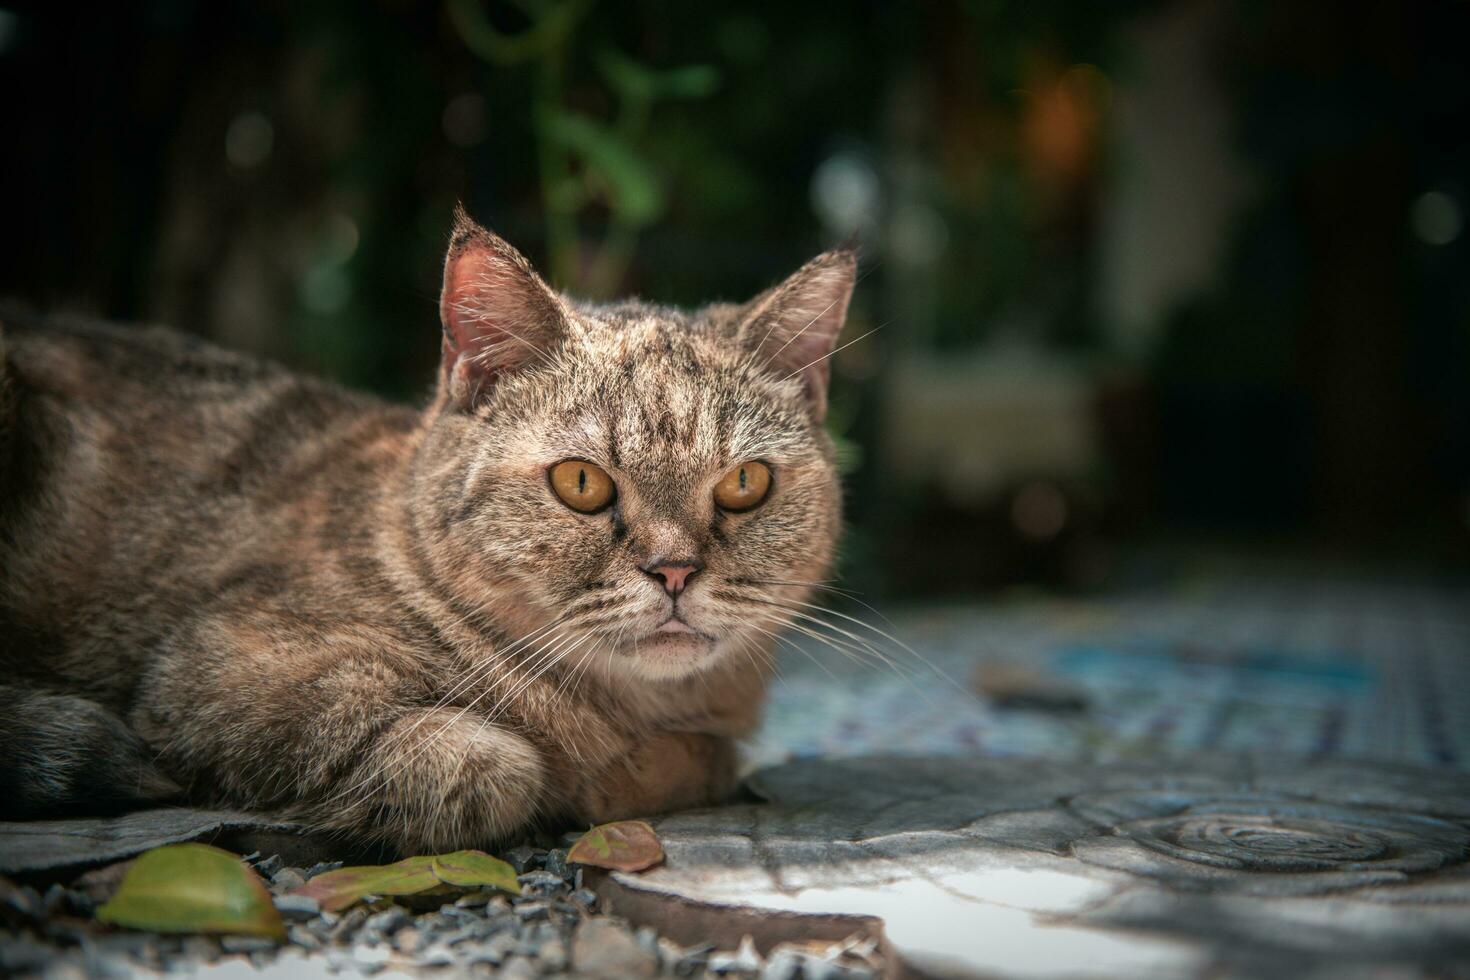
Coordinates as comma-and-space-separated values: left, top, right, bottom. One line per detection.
618, 631, 720, 681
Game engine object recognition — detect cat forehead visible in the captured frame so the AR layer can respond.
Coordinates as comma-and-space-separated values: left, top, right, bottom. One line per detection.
524, 311, 812, 463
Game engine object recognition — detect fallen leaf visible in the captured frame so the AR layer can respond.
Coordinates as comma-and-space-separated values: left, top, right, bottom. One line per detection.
95, 843, 284, 938
293, 855, 440, 912
567, 820, 665, 872
430, 850, 521, 894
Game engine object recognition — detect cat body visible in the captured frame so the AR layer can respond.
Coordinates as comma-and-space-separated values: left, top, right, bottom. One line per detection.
0, 211, 853, 851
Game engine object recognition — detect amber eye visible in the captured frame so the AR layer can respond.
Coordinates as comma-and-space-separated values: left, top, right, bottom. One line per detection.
549, 460, 616, 513
713, 461, 772, 512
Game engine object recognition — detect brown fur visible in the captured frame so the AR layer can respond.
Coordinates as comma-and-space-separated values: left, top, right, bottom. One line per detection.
0, 211, 853, 851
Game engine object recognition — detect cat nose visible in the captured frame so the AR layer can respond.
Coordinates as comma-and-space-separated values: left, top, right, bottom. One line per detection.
640, 557, 704, 597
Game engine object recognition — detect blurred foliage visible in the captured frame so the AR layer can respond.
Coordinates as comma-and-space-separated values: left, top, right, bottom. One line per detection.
3, 0, 1466, 590
448, 0, 722, 294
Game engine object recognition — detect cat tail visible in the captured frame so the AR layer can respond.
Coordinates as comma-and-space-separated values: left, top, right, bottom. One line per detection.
0, 685, 183, 819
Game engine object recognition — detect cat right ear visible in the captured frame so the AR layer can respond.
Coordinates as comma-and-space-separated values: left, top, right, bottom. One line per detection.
438, 205, 568, 411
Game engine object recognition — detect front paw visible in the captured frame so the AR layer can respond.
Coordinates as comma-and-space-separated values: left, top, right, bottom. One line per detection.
577, 732, 736, 824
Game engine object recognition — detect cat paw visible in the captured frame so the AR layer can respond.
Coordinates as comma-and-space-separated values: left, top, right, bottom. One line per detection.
330, 707, 546, 852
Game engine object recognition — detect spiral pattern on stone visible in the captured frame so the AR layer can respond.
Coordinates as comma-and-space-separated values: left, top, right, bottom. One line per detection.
1067, 791, 1470, 889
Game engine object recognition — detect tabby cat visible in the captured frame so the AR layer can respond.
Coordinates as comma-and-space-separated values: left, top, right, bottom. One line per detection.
0, 208, 852, 851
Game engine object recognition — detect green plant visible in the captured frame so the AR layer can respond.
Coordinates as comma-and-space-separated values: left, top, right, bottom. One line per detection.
448, 0, 719, 295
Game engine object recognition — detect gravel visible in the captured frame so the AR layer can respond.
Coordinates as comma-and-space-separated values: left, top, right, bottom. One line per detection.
0, 841, 882, 979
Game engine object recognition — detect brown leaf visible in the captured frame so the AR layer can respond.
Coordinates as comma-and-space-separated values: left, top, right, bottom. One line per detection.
567, 820, 665, 872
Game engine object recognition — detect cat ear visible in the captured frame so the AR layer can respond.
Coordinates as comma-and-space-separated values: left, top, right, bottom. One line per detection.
438, 205, 568, 411
739, 248, 857, 422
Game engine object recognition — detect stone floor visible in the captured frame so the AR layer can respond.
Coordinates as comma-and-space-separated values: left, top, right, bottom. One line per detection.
3, 568, 1468, 978
601, 755, 1470, 979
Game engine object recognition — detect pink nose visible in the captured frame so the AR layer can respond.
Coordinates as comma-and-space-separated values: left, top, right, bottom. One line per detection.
640, 558, 703, 597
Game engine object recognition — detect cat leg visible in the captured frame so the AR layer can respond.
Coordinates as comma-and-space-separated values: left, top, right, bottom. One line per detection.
575, 731, 737, 824
0, 685, 181, 819
137, 616, 547, 853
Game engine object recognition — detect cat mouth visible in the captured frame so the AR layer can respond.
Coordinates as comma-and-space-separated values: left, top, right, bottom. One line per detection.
654, 616, 697, 635
643, 615, 714, 645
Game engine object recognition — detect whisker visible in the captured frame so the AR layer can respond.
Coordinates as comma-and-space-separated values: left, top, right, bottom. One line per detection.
780, 323, 886, 381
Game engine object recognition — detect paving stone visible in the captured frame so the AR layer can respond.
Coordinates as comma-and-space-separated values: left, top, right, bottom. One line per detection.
0, 810, 317, 877
592, 755, 1470, 980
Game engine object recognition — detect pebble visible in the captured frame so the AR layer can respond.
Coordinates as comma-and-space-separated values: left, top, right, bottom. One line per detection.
462, 931, 515, 965
537, 937, 569, 971
70, 861, 135, 908
273, 893, 321, 921
179, 936, 222, 963
7, 844, 884, 979
659, 937, 713, 976
513, 900, 551, 922
352, 943, 392, 973
454, 889, 493, 908
0, 880, 42, 924
708, 934, 763, 975
498, 955, 539, 980
270, 867, 307, 892
439, 904, 481, 923
0, 935, 55, 972
41, 884, 66, 914
363, 905, 410, 935
326, 947, 358, 972
333, 905, 370, 936
287, 924, 323, 950
503, 844, 544, 873
517, 870, 568, 897
544, 849, 571, 879
761, 950, 803, 980
416, 943, 456, 967
252, 854, 283, 877
572, 918, 658, 979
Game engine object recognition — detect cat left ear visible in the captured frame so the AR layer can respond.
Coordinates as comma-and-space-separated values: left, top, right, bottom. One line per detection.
739, 248, 857, 422
438, 205, 569, 411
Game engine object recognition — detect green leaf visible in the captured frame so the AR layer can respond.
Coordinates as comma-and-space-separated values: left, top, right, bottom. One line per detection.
650, 64, 721, 100
595, 47, 721, 102
292, 855, 440, 912
567, 820, 665, 872
430, 850, 522, 894
540, 111, 665, 225
95, 843, 284, 938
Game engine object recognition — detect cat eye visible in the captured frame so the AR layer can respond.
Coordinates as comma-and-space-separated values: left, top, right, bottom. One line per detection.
549, 460, 616, 513
713, 461, 772, 512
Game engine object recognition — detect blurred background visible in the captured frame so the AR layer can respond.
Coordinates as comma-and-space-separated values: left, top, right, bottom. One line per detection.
3, 0, 1468, 602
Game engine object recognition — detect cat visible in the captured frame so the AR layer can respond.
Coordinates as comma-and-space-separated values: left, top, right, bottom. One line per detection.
0, 207, 853, 852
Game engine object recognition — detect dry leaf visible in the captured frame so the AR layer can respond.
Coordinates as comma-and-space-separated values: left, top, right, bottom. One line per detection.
567, 820, 665, 872
292, 855, 440, 912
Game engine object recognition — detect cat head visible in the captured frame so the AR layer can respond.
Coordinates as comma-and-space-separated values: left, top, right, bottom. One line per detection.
409, 207, 852, 682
